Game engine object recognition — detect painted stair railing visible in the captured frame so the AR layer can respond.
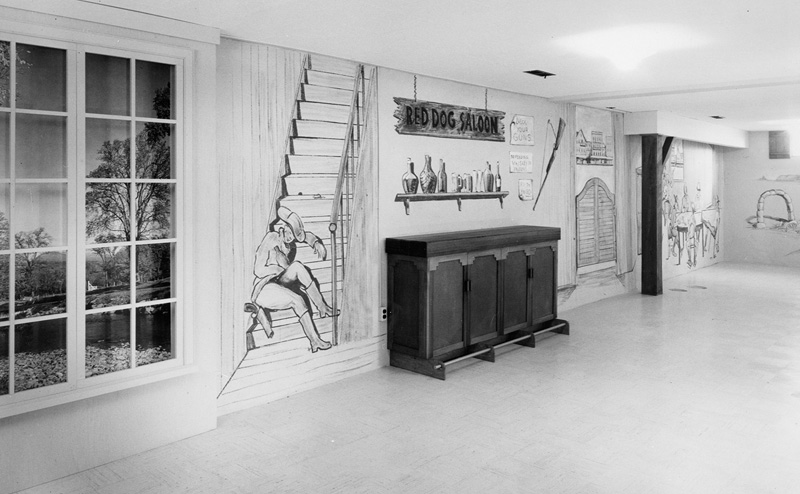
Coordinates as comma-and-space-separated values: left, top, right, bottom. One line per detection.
329, 63, 376, 345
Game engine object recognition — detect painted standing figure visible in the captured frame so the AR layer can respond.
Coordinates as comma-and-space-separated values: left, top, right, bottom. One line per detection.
246, 206, 334, 352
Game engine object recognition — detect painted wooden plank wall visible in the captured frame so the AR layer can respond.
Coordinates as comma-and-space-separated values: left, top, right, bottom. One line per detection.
613, 111, 637, 280
216, 39, 303, 386
338, 68, 381, 344
562, 104, 579, 288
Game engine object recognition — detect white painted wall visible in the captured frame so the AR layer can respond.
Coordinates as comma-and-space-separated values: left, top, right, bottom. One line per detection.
0, 9, 220, 494
723, 132, 800, 267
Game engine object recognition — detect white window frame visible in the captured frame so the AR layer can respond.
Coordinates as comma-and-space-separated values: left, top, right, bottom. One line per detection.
0, 25, 194, 419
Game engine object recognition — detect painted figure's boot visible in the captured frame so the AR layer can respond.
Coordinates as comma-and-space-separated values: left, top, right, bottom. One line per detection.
304, 281, 335, 318
299, 312, 332, 352
244, 302, 273, 339
256, 307, 274, 338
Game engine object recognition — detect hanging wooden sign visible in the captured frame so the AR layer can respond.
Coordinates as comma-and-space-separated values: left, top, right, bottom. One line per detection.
393, 97, 505, 142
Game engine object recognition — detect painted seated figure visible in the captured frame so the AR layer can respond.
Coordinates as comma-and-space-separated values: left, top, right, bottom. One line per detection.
245, 206, 334, 352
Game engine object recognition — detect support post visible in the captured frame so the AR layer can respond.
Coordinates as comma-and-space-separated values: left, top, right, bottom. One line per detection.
641, 134, 673, 296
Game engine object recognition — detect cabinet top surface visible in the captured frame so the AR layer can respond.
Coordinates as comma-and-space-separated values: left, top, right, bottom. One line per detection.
385, 225, 560, 257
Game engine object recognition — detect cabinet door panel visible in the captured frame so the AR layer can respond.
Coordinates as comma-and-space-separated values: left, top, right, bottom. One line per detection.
389, 259, 421, 351
502, 249, 529, 333
468, 254, 498, 343
431, 259, 464, 355
530, 247, 555, 322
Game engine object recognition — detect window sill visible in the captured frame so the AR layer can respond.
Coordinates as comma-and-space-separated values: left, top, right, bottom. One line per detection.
0, 364, 199, 420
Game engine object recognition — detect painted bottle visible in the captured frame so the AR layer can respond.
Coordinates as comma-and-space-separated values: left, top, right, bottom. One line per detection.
484, 161, 495, 192
437, 159, 448, 193
494, 161, 502, 191
463, 173, 473, 192
419, 154, 437, 194
401, 157, 419, 194
472, 170, 480, 192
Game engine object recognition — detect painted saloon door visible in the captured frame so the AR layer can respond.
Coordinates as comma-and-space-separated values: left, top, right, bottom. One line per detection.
577, 177, 616, 267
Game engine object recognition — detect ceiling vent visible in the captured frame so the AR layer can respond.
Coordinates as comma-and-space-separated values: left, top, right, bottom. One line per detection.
524, 70, 555, 79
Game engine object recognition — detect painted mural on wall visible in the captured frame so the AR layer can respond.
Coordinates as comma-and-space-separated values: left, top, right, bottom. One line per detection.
218, 50, 378, 404
746, 183, 799, 234
533, 118, 567, 210
739, 169, 800, 260
245, 206, 335, 353
395, 153, 508, 215
662, 140, 721, 269
575, 106, 616, 269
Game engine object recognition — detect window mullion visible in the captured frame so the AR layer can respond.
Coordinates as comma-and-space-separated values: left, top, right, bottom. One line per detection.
129, 57, 137, 369
8, 40, 17, 395
75, 48, 87, 384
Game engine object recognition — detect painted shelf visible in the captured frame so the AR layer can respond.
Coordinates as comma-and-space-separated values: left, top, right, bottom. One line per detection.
394, 191, 509, 215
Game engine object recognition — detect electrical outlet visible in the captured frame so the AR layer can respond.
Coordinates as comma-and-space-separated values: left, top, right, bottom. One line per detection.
380, 306, 388, 321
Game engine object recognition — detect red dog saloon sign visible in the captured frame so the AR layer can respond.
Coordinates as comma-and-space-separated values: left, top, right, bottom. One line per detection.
394, 97, 505, 142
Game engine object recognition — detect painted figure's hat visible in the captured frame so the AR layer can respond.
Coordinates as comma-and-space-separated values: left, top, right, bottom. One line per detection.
277, 206, 306, 242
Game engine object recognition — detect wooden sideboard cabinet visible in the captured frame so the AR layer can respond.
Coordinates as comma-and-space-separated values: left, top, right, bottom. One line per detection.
386, 226, 568, 379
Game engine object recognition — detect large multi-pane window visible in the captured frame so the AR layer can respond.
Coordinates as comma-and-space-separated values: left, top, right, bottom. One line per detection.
0, 36, 181, 401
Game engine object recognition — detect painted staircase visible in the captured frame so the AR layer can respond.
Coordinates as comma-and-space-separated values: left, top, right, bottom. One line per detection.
248, 55, 367, 350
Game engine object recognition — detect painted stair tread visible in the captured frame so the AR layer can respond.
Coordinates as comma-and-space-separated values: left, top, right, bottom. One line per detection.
263, 300, 341, 328
291, 137, 352, 157
278, 194, 352, 218
305, 70, 357, 91
298, 101, 350, 124
294, 120, 352, 139
307, 56, 362, 77
286, 155, 341, 174
302, 84, 363, 107
293, 237, 349, 258
283, 175, 339, 196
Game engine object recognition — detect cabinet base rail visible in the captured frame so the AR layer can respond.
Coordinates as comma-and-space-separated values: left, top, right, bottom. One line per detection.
390, 319, 570, 380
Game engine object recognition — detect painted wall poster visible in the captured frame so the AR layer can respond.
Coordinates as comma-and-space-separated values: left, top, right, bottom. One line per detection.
518, 179, 534, 201
575, 107, 614, 166
509, 115, 534, 146
510, 151, 533, 173
575, 106, 616, 269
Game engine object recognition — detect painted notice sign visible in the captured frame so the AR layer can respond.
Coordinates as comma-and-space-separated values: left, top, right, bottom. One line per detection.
518, 179, 534, 201
510, 115, 534, 146
393, 97, 505, 142
509, 151, 533, 173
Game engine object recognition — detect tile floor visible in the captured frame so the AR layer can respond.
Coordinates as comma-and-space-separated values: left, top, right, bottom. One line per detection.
19, 262, 800, 493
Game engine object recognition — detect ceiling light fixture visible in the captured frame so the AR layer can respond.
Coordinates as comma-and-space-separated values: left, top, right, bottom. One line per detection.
710, 115, 725, 119
524, 70, 555, 79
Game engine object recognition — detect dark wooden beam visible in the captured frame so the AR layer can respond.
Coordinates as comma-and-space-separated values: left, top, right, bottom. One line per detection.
641, 134, 672, 295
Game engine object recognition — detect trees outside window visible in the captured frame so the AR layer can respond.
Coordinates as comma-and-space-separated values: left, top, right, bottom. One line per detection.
1, 39, 181, 398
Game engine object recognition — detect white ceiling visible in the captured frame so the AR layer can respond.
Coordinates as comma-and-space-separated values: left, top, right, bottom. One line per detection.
31, 0, 800, 131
